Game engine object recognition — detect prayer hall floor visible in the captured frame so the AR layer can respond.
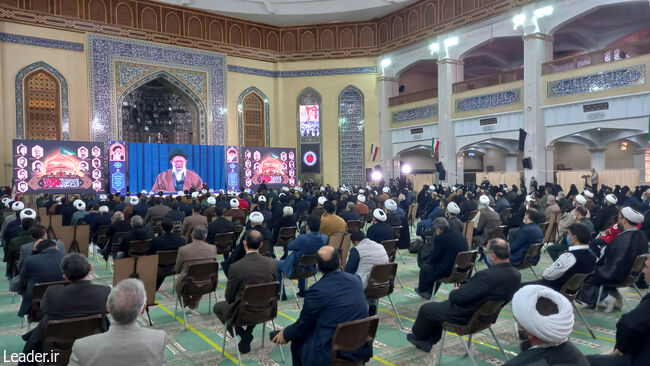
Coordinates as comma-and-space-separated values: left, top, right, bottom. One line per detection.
0, 231, 641, 365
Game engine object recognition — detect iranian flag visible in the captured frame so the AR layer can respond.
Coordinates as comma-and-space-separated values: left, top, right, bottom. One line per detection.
370, 144, 379, 161
431, 138, 439, 158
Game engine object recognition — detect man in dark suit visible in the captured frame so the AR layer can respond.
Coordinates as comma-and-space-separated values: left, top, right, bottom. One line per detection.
213, 230, 277, 354
18, 239, 67, 317
222, 212, 273, 275
21, 253, 111, 357
207, 206, 235, 244
100, 211, 130, 259
407, 238, 521, 352
164, 201, 186, 223
277, 216, 327, 298
272, 246, 372, 366
366, 209, 395, 244
148, 220, 185, 290
415, 218, 468, 299
509, 208, 544, 266
90, 206, 112, 243
117, 215, 153, 257
144, 197, 171, 226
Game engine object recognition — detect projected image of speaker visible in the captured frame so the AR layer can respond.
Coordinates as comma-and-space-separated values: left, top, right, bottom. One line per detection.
522, 157, 532, 169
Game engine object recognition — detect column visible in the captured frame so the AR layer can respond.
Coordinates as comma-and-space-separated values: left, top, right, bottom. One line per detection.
588, 148, 606, 170
634, 149, 646, 185
522, 33, 553, 184
456, 152, 465, 184
546, 146, 555, 183
505, 153, 519, 171
437, 58, 464, 185
377, 76, 399, 180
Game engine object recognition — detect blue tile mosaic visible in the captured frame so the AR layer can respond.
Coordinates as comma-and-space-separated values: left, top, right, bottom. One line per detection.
178, 71, 206, 95
0, 32, 84, 52
547, 65, 646, 98
392, 105, 437, 122
228, 65, 377, 78
88, 34, 226, 145
238, 87, 270, 147
455, 89, 521, 113
118, 65, 150, 88
338, 86, 365, 187
15, 62, 69, 140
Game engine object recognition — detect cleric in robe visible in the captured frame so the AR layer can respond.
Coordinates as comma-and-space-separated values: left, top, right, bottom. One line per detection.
151, 149, 203, 193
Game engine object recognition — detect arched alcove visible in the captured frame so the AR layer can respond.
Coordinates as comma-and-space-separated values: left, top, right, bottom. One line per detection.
338, 86, 365, 186
238, 87, 270, 147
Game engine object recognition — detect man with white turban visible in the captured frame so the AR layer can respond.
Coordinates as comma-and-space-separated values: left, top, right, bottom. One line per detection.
578, 206, 649, 309
592, 193, 619, 233
586, 256, 650, 366
504, 285, 589, 365
471, 195, 501, 248
558, 194, 588, 237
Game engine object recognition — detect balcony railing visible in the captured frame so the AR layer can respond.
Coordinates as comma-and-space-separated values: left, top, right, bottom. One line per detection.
542, 39, 650, 75
452, 68, 524, 93
389, 87, 438, 107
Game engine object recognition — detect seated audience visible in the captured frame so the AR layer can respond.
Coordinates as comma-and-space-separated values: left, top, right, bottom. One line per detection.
6, 211, 37, 278
207, 206, 235, 244
354, 195, 369, 217
213, 230, 277, 354
164, 201, 186, 223
18, 239, 66, 318
339, 201, 360, 222
415, 218, 468, 299
319, 201, 347, 238
578, 207, 648, 310
366, 209, 395, 244
472, 196, 501, 248
118, 215, 153, 258
222, 211, 273, 275
524, 223, 597, 292
182, 205, 208, 243
504, 285, 589, 365
90, 205, 112, 243
273, 206, 298, 244
344, 229, 389, 315
271, 246, 372, 366
16, 224, 64, 275
277, 216, 327, 299
174, 227, 216, 309
547, 205, 593, 261
407, 239, 520, 352
509, 208, 544, 266
21, 253, 111, 357
544, 195, 561, 220
494, 192, 511, 214
149, 220, 186, 290
144, 197, 171, 225
586, 256, 650, 366
445, 202, 464, 233
68, 279, 166, 366
70, 200, 89, 226
558, 195, 587, 236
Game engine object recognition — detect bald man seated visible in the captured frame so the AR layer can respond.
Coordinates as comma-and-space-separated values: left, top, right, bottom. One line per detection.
271, 246, 372, 366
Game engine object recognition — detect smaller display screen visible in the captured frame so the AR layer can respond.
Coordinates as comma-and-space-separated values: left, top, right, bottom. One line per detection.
299, 104, 320, 137
300, 143, 321, 174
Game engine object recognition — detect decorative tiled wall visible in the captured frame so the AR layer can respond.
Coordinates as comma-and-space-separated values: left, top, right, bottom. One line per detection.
547, 65, 646, 98
0, 32, 84, 52
88, 34, 226, 145
238, 87, 270, 148
338, 86, 365, 187
15, 61, 69, 140
455, 89, 521, 113
227, 65, 377, 78
392, 104, 437, 123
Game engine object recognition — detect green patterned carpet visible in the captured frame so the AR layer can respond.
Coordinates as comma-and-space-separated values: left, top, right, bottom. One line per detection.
0, 231, 641, 365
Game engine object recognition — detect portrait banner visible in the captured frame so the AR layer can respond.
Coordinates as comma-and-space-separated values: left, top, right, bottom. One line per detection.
109, 141, 127, 195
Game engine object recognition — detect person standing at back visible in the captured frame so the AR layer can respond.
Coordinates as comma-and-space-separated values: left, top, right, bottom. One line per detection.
68, 279, 166, 366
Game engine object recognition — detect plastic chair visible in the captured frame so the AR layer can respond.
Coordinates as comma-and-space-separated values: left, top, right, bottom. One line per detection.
281, 254, 318, 309
106, 232, 126, 270
560, 272, 596, 339
328, 232, 346, 250
392, 226, 406, 264
330, 316, 379, 365
221, 282, 285, 365
260, 238, 274, 257
514, 243, 544, 279
275, 226, 297, 257
463, 221, 474, 248
380, 239, 403, 288
213, 232, 235, 256
488, 225, 507, 240
232, 218, 244, 241
346, 220, 362, 233
28, 280, 70, 329
365, 263, 402, 328
439, 250, 478, 291
596, 254, 648, 311
42, 314, 105, 365
175, 261, 219, 330
435, 300, 510, 366
94, 224, 110, 259
127, 239, 151, 257
156, 250, 179, 293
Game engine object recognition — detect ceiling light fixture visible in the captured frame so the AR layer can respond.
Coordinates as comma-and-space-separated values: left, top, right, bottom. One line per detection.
512, 13, 525, 30
428, 42, 439, 55
533, 6, 553, 19
380, 58, 392, 68
444, 37, 459, 47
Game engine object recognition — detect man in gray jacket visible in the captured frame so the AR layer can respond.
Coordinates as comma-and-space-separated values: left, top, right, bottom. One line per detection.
69, 278, 166, 366
344, 230, 388, 315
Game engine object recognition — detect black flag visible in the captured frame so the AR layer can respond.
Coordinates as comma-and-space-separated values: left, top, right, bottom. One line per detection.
518, 128, 527, 151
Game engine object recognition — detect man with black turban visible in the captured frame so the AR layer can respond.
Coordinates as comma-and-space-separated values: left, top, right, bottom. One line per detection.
151, 149, 203, 192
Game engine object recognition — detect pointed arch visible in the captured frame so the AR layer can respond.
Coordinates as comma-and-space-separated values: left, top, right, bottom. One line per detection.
297, 87, 322, 175
116, 70, 207, 144
238, 87, 270, 147
338, 85, 365, 186
16, 61, 69, 140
